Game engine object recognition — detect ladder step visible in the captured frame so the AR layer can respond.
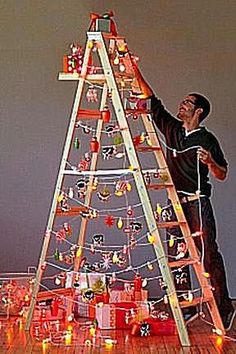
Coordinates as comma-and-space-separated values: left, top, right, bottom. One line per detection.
125, 108, 148, 115
157, 221, 186, 229
58, 73, 106, 82
137, 146, 162, 152
56, 206, 87, 216
179, 296, 212, 308
37, 288, 73, 301
147, 183, 173, 190
77, 109, 101, 119
168, 259, 198, 268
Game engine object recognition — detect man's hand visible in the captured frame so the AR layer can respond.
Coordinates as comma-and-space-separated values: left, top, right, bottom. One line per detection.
197, 147, 227, 181
197, 147, 212, 165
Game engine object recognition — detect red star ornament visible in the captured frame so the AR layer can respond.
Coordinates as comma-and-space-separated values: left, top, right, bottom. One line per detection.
104, 215, 115, 227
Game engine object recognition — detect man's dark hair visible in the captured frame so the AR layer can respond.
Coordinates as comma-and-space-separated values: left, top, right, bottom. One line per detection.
189, 93, 211, 122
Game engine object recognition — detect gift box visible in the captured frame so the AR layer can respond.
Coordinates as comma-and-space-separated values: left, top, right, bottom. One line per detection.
96, 302, 137, 329
74, 293, 109, 319
131, 317, 176, 336
110, 289, 134, 303
33, 306, 65, 321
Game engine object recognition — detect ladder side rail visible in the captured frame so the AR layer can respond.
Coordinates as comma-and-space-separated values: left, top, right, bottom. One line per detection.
141, 113, 225, 334
25, 40, 93, 331
91, 31, 190, 346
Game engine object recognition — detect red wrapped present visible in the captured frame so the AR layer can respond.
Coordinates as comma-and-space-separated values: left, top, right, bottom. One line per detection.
131, 314, 176, 336
96, 302, 137, 329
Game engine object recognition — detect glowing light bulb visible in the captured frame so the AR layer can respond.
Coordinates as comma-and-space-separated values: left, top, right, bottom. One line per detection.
89, 327, 96, 336
169, 235, 175, 248
148, 233, 155, 244
188, 291, 193, 303
147, 261, 154, 271
113, 56, 119, 65
117, 217, 123, 229
119, 63, 126, 72
76, 246, 82, 258
203, 272, 210, 278
126, 182, 132, 192
156, 203, 162, 215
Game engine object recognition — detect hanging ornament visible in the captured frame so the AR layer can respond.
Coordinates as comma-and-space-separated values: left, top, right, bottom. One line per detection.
90, 136, 100, 153
115, 180, 129, 196
82, 125, 91, 134
168, 234, 175, 248
86, 86, 98, 102
147, 233, 155, 244
112, 251, 119, 264
175, 242, 187, 260
117, 217, 123, 229
78, 159, 89, 172
92, 233, 104, 246
113, 134, 123, 146
147, 261, 154, 271
123, 244, 128, 255
146, 137, 152, 146
142, 278, 148, 288
156, 203, 162, 215
54, 248, 60, 261
127, 206, 134, 217
113, 54, 120, 65
129, 221, 142, 234
63, 222, 72, 236
76, 246, 83, 258
101, 106, 111, 123
97, 187, 111, 202
76, 179, 88, 199
68, 187, 74, 199
90, 244, 95, 254
92, 177, 99, 191
102, 146, 117, 160
119, 62, 126, 72
73, 137, 80, 149
56, 229, 67, 242
101, 253, 112, 270
104, 215, 115, 227
105, 124, 119, 137
144, 172, 151, 185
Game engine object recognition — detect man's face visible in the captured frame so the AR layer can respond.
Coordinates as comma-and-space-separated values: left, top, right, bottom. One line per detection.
177, 95, 197, 120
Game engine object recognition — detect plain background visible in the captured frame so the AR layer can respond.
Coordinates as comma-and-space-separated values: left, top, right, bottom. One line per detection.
0, 0, 236, 297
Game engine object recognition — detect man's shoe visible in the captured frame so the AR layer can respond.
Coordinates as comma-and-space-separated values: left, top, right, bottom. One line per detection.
222, 308, 236, 331
183, 308, 198, 325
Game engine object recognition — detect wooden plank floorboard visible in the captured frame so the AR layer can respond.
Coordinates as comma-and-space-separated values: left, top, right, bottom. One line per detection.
0, 316, 235, 354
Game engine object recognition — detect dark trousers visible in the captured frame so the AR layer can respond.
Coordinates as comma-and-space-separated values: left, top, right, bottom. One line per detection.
166, 197, 232, 316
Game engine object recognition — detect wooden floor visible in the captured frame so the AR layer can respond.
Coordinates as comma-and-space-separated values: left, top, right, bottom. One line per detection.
0, 315, 236, 354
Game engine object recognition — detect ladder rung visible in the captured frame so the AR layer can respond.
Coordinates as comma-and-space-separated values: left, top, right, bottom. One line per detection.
77, 109, 101, 119
147, 183, 173, 190
179, 296, 212, 308
168, 259, 198, 268
37, 288, 73, 301
58, 73, 106, 82
157, 221, 186, 229
56, 206, 87, 216
125, 108, 148, 115
137, 146, 162, 152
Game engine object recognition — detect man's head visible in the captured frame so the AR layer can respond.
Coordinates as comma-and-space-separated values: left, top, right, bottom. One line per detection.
177, 93, 211, 124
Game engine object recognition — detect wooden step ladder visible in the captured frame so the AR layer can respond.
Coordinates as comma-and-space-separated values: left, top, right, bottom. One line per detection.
25, 17, 225, 346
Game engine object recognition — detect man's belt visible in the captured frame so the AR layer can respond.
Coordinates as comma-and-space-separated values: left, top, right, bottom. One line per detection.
178, 194, 200, 204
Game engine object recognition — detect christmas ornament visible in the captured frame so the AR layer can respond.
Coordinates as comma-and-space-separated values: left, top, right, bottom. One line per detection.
97, 187, 111, 202
101, 106, 111, 123
90, 136, 100, 153
102, 146, 117, 159
104, 215, 115, 227
86, 86, 98, 102
73, 137, 80, 149
92, 234, 104, 246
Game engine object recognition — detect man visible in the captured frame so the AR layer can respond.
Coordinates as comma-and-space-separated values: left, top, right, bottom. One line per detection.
132, 60, 235, 330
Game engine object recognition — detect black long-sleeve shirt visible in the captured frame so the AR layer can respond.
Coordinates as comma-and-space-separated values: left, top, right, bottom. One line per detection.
150, 95, 228, 197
